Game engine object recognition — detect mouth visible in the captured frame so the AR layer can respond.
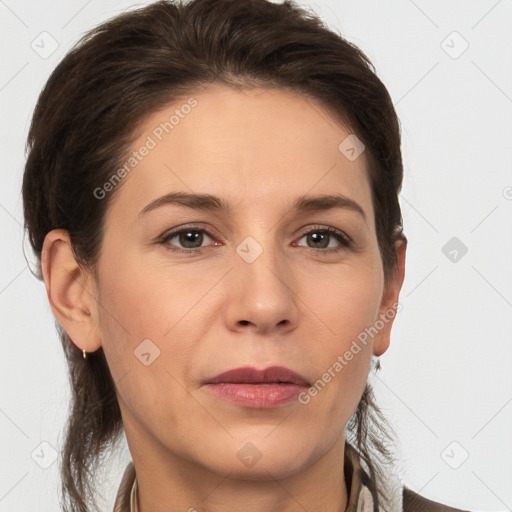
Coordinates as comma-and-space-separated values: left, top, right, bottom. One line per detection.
202, 366, 310, 409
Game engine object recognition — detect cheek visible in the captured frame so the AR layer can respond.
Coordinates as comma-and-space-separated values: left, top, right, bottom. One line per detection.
94, 247, 227, 400
97, 247, 206, 340
298, 260, 382, 410
307, 259, 383, 350
93, 251, 185, 381
94, 259, 202, 433
299, 296, 375, 439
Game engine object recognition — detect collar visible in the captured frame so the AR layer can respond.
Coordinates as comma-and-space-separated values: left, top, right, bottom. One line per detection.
113, 443, 404, 512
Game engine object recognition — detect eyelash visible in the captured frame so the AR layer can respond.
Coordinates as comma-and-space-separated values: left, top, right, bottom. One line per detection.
159, 224, 353, 255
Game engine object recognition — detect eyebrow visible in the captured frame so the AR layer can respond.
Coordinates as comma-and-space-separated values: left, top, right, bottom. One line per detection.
139, 191, 366, 221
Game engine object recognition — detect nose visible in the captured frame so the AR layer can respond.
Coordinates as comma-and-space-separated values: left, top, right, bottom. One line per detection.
223, 237, 299, 336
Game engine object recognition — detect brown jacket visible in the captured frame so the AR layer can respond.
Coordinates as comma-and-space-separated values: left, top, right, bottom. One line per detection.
113, 444, 470, 511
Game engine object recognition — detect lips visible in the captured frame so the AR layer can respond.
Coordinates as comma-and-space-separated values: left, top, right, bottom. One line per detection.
202, 365, 310, 409
203, 365, 310, 386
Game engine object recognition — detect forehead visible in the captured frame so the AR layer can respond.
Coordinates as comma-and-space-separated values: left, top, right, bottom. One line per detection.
108, 84, 373, 223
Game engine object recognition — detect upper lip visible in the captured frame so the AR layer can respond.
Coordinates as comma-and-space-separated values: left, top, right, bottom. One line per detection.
203, 365, 310, 386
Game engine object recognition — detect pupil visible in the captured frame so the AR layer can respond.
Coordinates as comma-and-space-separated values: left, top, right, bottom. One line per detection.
181, 231, 202, 248
309, 232, 328, 248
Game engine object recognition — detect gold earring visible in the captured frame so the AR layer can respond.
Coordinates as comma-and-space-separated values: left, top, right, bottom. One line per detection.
83, 349, 87, 359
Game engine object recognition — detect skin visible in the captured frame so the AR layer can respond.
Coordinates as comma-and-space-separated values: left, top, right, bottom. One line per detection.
42, 84, 406, 512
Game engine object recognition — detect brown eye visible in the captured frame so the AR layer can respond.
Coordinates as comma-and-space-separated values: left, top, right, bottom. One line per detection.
295, 227, 351, 252
161, 227, 215, 253
176, 230, 205, 249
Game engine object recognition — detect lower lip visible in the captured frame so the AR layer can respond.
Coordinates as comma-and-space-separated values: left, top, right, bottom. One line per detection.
203, 383, 307, 409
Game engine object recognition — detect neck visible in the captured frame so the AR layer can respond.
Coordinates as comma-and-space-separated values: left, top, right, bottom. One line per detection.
125, 424, 349, 512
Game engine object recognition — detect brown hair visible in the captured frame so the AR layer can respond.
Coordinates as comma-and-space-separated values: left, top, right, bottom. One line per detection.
22, 1, 405, 510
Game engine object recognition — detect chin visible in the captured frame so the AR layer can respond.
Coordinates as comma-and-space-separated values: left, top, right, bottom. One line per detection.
217, 455, 308, 482
211, 436, 314, 481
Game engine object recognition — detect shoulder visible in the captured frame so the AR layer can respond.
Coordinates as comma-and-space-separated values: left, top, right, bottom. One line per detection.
403, 487, 471, 512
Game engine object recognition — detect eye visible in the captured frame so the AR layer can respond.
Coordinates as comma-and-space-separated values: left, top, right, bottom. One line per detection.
160, 226, 216, 253
159, 224, 352, 255
294, 226, 352, 253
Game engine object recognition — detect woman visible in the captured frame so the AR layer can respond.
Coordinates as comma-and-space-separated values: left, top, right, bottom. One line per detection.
22, 0, 470, 510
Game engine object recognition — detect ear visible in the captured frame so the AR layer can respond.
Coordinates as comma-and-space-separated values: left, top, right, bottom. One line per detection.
372, 236, 407, 357
41, 229, 102, 354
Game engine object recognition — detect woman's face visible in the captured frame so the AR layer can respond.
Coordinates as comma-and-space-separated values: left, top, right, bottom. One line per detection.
77, 84, 404, 480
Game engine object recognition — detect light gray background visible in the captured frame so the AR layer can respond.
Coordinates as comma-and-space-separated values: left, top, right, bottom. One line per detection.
1, 1, 511, 511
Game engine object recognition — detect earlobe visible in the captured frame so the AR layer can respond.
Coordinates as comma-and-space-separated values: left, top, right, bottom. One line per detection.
372, 236, 407, 357
41, 229, 102, 354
